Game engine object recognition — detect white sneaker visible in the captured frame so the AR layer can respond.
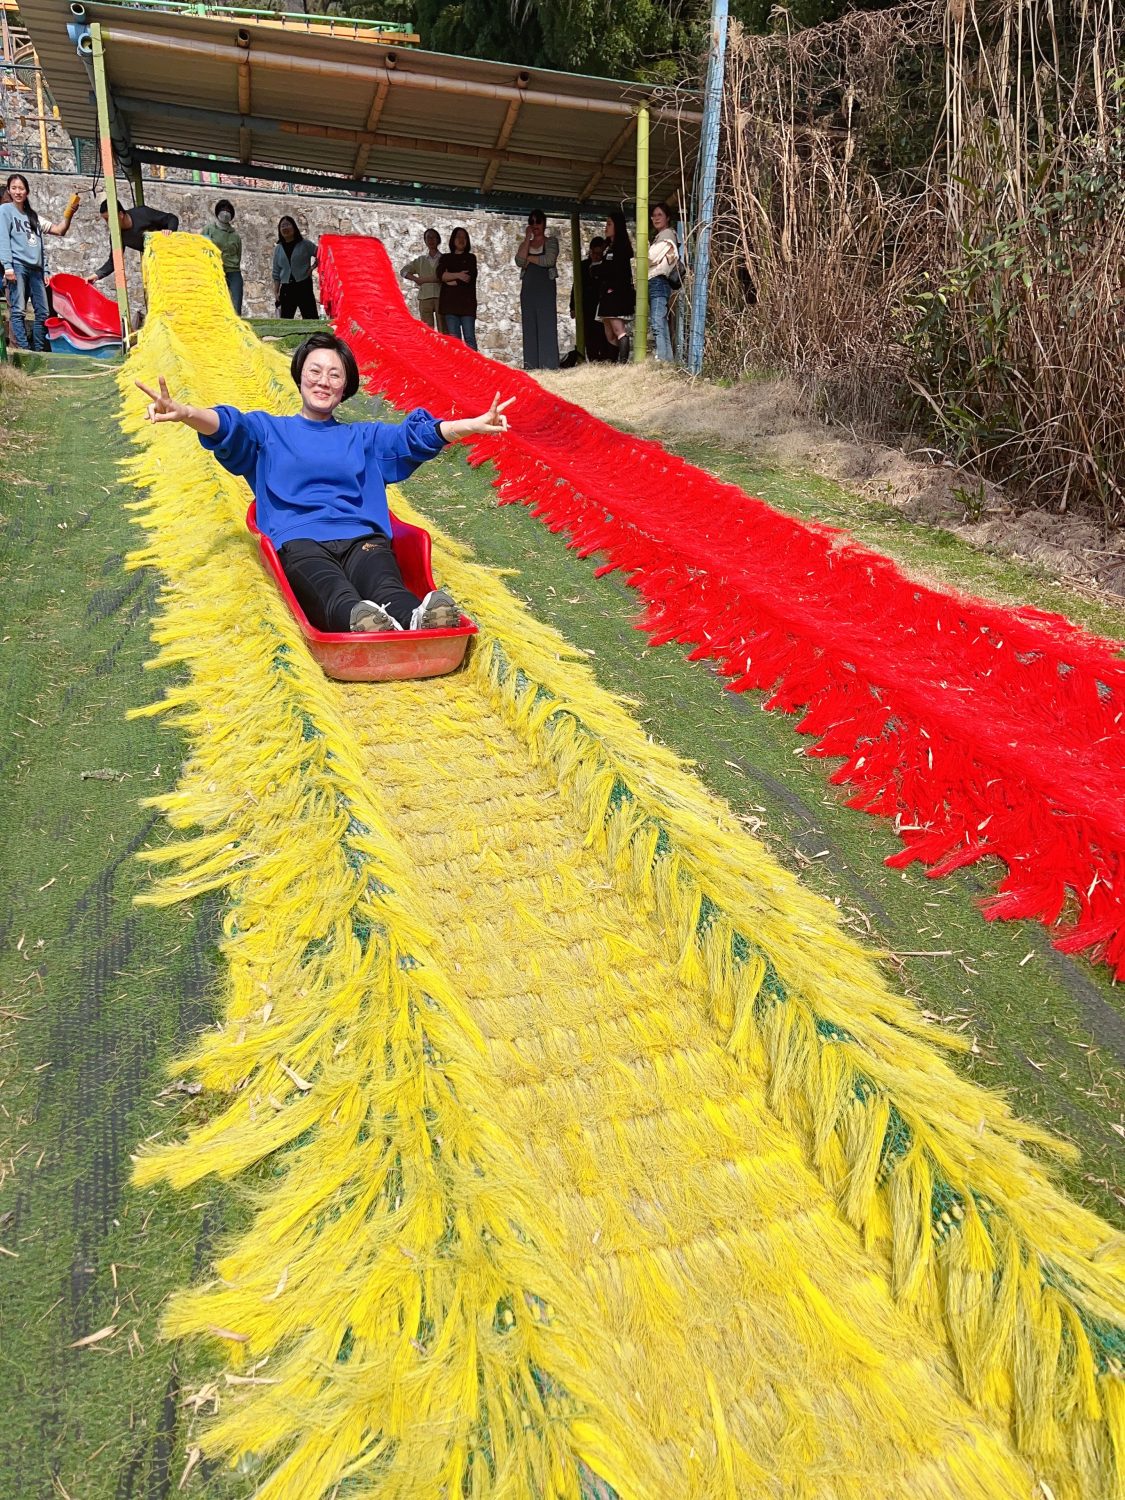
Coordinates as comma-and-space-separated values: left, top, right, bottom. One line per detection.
349, 599, 403, 633
409, 589, 459, 631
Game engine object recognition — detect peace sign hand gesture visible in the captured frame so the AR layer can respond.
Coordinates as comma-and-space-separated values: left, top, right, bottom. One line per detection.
135, 375, 190, 425
440, 392, 515, 444
468, 392, 515, 436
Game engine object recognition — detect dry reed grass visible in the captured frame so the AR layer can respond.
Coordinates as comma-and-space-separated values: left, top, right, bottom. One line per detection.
711, 0, 1125, 527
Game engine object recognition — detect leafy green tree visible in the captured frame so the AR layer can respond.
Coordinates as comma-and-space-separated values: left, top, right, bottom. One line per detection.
322, 0, 902, 79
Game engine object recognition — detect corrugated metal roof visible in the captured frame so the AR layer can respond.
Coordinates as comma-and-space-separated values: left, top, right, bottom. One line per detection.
20, 0, 699, 213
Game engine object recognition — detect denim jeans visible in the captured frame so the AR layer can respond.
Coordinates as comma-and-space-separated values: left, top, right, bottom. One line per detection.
444, 313, 478, 350
649, 277, 673, 362
6, 261, 49, 351
225, 269, 244, 317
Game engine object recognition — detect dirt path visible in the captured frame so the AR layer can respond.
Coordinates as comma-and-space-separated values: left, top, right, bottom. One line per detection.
535, 364, 1125, 603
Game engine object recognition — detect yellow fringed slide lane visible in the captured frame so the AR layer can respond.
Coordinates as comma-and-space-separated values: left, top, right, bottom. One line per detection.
119, 235, 1124, 1499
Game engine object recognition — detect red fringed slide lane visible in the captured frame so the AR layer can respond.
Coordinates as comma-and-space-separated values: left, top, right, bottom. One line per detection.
319, 236, 1125, 978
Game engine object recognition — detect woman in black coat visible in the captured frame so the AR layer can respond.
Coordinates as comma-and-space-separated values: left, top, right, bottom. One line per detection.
590, 210, 635, 364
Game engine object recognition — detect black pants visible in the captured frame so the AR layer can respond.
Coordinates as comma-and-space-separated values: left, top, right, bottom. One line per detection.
279, 533, 422, 632
279, 279, 318, 319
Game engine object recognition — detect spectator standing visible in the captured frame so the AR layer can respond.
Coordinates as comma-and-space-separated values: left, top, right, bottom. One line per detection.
591, 210, 635, 364
647, 203, 680, 363
570, 235, 613, 363
272, 216, 318, 320
88, 198, 178, 282
399, 228, 443, 329
437, 226, 478, 348
0, 173, 79, 351
203, 198, 244, 315
514, 208, 559, 370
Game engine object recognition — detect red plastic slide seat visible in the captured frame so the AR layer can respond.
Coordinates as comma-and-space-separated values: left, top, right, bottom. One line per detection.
48, 274, 122, 339
44, 316, 120, 350
247, 503, 476, 682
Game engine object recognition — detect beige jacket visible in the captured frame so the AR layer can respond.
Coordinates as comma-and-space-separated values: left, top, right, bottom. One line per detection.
648, 228, 679, 280
399, 252, 443, 299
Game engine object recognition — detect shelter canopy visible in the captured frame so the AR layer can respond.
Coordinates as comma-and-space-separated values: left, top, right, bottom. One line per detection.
21, 0, 699, 214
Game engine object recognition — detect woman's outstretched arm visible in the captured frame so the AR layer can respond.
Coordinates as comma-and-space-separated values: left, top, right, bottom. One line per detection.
137, 378, 266, 480
46, 194, 80, 239
373, 394, 515, 484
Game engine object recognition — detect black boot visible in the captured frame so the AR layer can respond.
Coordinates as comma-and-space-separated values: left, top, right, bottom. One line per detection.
616, 334, 631, 364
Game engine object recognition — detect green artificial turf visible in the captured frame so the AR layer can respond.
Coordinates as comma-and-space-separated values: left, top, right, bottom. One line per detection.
0, 367, 245, 1499
247, 317, 330, 355
390, 410, 1125, 1231
2, 354, 1122, 1497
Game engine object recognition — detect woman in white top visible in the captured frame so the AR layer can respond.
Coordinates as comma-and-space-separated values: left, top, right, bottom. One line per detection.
515, 208, 560, 370
647, 202, 680, 363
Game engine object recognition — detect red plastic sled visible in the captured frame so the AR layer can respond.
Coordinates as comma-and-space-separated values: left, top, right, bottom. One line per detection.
247, 503, 476, 682
48, 273, 123, 339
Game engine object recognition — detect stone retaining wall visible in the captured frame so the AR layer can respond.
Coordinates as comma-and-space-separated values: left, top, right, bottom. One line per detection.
18, 171, 601, 366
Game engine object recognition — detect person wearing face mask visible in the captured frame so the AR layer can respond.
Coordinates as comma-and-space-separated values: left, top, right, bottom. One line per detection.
203, 199, 244, 315
514, 208, 559, 371
135, 333, 515, 635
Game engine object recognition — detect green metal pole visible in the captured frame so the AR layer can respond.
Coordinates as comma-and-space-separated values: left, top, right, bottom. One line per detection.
127, 163, 145, 207
633, 103, 649, 363
90, 23, 130, 339
571, 209, 586, 360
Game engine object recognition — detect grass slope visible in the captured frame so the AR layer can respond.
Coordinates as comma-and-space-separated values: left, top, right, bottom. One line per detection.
390, 409, 1125, 1230
2, 354, 1121, 1495
0, 368, 244, 1499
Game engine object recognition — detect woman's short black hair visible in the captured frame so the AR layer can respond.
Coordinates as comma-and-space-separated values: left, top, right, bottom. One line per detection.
449, 225, 471, 253
651, 200, 676, 225
291, 333, 361, 401
277, 215, 300, 241
214, 198, 235, 218
528, 207, 546, 224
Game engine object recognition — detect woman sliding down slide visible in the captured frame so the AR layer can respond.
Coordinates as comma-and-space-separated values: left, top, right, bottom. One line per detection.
137, 332, 513, 634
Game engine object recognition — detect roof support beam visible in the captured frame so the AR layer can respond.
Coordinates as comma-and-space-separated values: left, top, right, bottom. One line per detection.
634, 102, 649, 362
351, 76, 389, 177
99, 27, 701, 123
579, 114, 636, 200
89, 23, 130, 339
481, 81, 525, 192
131, 147, 621, 219
111, 93, 600, 171
236, 29, 251, 164
75, 26, 138, 170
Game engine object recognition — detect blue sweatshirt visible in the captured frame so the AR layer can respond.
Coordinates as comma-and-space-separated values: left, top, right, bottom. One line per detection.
0, 202, 49, 272
199, 405, 447, 547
